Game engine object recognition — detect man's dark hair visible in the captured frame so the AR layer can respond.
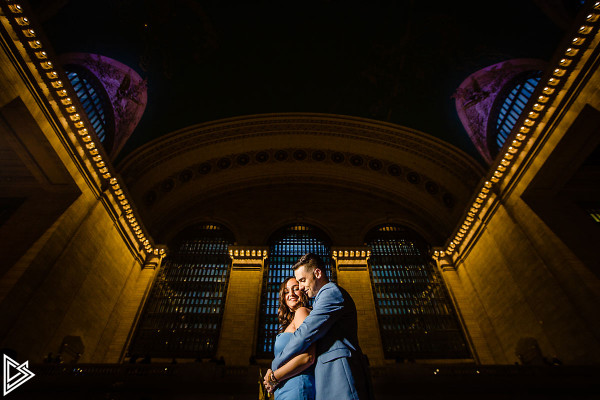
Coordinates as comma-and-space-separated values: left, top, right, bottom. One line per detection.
293, 253, 328, 275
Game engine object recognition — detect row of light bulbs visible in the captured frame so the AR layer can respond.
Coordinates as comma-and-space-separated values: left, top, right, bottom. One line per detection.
436, 3, 600, 260
332, 250, 371, 258
5, 1, 163, 257
229, 249, 268, 258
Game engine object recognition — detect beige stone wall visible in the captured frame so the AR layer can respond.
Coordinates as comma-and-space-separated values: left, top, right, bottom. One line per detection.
440, 32, 600, 365
453, 199, 600, 365
0, 28, 154, 364
96, 261, 158, 363
0, 189, 153, 363
437, 264, 496, 364
216, 265, 263, 366
336, 268, 385, 366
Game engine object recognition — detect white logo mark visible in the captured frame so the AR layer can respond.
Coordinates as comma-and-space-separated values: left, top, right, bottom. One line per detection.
3, 355, 35, 396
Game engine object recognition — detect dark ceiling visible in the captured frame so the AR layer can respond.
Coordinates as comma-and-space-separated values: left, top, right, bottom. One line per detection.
29, 0, 571, 164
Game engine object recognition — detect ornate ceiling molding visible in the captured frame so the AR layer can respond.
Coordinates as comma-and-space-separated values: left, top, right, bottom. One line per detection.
117, 113, 486, 186
141, 147, 457, 213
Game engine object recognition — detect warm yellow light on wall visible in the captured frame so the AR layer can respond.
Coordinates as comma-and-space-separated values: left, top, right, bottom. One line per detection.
532, 103, 544, 111
578, 25, 593, 34
15, 17, 29, 26
559, 58, 572, 66
8, 4, 23, 13
565, 47, 579, 57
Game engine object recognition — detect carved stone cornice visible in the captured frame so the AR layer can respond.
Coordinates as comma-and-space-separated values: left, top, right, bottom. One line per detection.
0, 3, 157, 261
140, 147, 459, 213
432, 247, 455, 272
143, 245, 167, 270
228, 246, 268, 270
332, 246, 371, 271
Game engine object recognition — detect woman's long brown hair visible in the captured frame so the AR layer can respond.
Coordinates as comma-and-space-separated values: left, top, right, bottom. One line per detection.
278, 277, 309, 333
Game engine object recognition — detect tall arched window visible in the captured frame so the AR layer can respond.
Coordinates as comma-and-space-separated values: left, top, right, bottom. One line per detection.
64, 64, 115, 151
256, 224, 333, 358
492, 70, 542, 153
128, 223, 235, 359
365, 224, 470, 360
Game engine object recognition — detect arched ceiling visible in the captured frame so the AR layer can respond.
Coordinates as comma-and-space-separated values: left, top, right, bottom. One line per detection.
118, 114, 485, 245
28, 0, 569, 164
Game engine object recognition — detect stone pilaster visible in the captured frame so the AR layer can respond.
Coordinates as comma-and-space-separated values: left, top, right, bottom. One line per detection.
216, 246, 268, 366
101, 245, 167, 363
332, 247, 385, 366
433, 248, 495, 364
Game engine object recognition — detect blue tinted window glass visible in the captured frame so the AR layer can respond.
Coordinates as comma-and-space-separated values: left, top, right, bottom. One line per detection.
256, 224, 332, 357
365, 224, 470, 359
495, 71, 542, 150
66, 70, 108, 143
128, 224, 234, 359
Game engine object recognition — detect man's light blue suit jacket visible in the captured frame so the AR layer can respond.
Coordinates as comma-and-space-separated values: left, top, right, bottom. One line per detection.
272, 282, 371, 400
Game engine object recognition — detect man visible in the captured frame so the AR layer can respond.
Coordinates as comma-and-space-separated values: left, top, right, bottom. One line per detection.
267, 253, 372, 400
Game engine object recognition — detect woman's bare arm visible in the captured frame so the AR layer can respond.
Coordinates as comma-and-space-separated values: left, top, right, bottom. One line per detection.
271, 342, 315, 383
269, 307, 315, 384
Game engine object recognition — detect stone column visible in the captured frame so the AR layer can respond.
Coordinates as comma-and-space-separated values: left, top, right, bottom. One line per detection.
332, 247, 385, 366
102, 246, 167, 363
216, 246, 268, 366
433, 248, 495, 364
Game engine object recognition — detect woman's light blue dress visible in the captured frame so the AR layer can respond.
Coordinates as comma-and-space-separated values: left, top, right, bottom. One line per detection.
273, 332, 315, 400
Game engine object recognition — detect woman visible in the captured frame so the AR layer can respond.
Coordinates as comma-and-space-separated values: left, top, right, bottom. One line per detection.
263, 277, 316, 400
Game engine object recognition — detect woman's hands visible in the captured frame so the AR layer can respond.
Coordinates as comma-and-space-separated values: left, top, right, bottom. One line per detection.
263, 368, 278, 393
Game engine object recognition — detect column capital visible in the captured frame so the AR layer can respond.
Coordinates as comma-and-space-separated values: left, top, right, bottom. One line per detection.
228, 245, 269, 270
143, 245, 167, 269
332, 246, 371, 271
432, 246, 456, 271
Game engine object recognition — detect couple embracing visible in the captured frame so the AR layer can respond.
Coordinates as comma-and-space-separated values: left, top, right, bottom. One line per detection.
263, 253, 373, 400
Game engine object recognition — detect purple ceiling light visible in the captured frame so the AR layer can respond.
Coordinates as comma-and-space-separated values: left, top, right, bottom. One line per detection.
453, 59, 546, 164
59, 53, 148, 159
